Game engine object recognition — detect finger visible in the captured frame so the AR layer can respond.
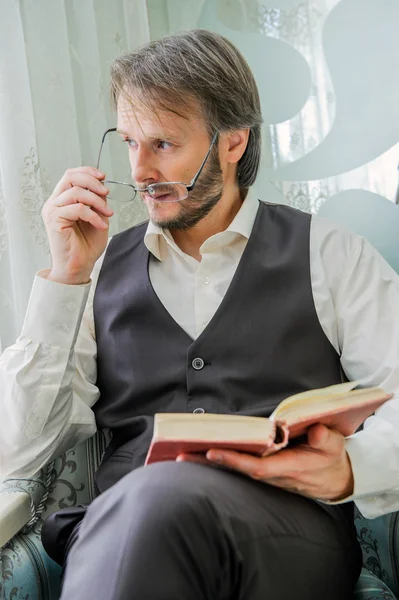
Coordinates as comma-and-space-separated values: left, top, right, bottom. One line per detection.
67, 166, 106, 178
307, 424, 342, 453
52, 168, 107, 199
206, 449, 269, 480
52, 187, 113, 217
207, 447, 309, 481
176, 453, 212, 466
56, 203, 109, 230
66, 171, 109, 194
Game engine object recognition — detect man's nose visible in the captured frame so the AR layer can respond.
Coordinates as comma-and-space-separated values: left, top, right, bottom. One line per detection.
130, 145, 158, 185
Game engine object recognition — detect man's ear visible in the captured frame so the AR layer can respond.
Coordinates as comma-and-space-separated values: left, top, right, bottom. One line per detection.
222, 129, 250, 165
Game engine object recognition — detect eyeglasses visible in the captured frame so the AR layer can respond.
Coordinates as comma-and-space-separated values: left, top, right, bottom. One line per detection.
96, 128, 218, 203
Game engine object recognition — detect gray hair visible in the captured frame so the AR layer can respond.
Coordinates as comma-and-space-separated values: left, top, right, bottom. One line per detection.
110, 29, 263, 190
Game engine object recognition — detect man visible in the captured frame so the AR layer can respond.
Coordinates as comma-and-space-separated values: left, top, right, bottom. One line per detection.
1, 29, 399, 599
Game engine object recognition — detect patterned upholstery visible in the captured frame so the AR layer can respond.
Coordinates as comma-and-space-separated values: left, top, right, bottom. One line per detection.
354, 509, 399, 599
0, 432, 107, 600
354, 568, 397, 599
1, 431, 398, 599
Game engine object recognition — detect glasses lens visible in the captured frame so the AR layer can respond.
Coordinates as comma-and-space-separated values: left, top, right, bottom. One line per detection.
146, 183, 188, 203
105, 181, 136, 203
99, 131, 134, 202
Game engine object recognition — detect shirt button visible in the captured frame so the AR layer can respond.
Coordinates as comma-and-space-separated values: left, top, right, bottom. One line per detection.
192, 357, 205, 370
193, 408, 205, 414
204, 277, 210, 285
66, 302, 75, 311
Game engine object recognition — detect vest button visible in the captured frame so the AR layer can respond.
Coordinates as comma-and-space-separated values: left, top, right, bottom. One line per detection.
193, 408, 205, 414
192, 357, 205, 370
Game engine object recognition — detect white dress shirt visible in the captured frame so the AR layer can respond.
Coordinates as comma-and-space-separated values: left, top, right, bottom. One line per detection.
1, 192, 399, 518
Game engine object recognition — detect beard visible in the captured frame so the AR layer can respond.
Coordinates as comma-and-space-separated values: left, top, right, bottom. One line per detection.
145, 148, 224, 231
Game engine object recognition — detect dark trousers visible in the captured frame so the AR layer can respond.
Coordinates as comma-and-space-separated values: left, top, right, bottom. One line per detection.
42, 461, 362, 600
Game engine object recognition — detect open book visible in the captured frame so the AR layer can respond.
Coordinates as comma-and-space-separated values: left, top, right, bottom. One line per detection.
145, 381, 392, 465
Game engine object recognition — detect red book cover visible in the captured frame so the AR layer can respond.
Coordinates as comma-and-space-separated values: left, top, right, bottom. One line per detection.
144, 388, 392, 466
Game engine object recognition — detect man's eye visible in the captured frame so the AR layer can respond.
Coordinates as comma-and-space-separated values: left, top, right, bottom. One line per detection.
157, 140, 172, 150
122, 137, 137, 148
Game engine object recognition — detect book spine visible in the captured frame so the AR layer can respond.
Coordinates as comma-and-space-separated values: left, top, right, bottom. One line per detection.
260, 420, 289, 456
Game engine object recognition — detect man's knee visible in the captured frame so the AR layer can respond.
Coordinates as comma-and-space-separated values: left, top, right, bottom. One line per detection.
90, 461, 221, 535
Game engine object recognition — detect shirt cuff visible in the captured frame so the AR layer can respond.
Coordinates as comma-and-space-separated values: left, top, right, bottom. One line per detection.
346, 425, 399, 494
21, 269, 91, 348
345, 427, 399, 516
320, 426, 399, 517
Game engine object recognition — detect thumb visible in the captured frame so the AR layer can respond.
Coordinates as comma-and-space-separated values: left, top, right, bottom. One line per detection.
307, 424, 340, 452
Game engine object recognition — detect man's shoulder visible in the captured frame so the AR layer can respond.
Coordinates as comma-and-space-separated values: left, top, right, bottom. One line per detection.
259, 200, 357, 238
259, 199, 309, 215
258, 200, 316, 230
310, 213, 361, 252
309, 214, 365, 279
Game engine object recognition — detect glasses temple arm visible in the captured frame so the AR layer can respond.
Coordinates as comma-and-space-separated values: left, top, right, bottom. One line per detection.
96, 127, 118, 170
187, 132, 218, 190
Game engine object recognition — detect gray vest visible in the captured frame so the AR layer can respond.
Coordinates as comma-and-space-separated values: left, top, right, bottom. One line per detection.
93, 201, 342, 492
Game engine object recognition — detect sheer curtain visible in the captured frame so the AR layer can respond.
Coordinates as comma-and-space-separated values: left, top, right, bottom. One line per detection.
0, 0, 149, 349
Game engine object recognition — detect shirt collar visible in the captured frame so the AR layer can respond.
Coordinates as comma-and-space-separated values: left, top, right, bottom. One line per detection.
144, 189, 259, 261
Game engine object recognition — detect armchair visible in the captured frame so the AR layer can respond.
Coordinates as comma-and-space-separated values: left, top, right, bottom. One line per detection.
1, 429, 398, 599
0, 431, 107, 600
2, 190, 399, 599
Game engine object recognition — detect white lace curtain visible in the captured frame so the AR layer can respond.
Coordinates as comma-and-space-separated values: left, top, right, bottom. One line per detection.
0, 0, 150, 349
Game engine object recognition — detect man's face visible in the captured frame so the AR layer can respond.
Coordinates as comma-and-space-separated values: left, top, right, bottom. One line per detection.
116, 96, 224, 230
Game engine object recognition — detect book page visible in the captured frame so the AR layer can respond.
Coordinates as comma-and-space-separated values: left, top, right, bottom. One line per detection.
154, 413, 275, 442
270, 381, 359, 419
271, 386, 387, 424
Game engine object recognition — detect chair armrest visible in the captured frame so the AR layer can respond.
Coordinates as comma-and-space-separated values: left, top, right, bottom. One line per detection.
0, 461, 54, 547
0, 491, 31, 547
